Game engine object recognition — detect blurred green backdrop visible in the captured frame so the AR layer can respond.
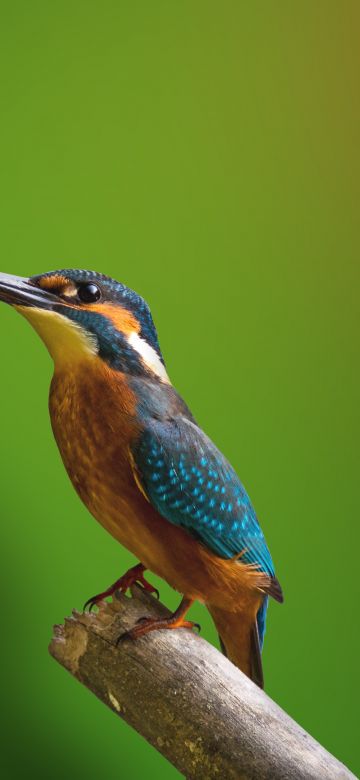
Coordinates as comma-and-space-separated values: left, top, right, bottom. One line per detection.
0, 1, 359, 777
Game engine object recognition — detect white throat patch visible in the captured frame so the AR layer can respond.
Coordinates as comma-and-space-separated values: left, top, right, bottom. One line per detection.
127, 331, 170, 383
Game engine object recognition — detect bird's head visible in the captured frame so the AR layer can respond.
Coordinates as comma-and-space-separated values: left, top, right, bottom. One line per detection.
0, 269, 169, 382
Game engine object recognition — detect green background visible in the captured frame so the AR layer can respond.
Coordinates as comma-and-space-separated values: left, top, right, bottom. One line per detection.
0, 2, 359, 777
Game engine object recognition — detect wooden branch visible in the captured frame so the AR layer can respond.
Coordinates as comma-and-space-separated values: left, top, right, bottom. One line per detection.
49, 587, 354, 780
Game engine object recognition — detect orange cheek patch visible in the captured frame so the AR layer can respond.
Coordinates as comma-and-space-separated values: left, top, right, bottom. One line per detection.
37, 275, 70, 290
30, 286, 140, 336
87, 303, 140, 334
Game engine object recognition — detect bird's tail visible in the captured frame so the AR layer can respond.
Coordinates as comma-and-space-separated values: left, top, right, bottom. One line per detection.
207, 599, 267, 689
207, 577, 283, 688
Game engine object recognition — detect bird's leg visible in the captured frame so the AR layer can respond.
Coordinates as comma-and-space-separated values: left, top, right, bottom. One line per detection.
117, 596, 200, 643
84, 562, 159, 612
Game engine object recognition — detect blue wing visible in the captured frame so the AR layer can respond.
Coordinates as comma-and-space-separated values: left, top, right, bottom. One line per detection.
132, 415, 275, 578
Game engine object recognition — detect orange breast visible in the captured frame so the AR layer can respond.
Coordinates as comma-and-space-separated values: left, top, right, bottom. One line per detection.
49, 360, 269, 611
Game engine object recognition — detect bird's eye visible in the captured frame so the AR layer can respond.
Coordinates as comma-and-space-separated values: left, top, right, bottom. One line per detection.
78, 283, 101, 303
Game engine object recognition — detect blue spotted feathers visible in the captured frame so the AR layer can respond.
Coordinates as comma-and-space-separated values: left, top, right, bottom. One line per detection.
132, 416, 275, 577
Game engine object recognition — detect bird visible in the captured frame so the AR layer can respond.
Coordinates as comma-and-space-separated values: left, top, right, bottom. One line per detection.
0, 269, 283, 688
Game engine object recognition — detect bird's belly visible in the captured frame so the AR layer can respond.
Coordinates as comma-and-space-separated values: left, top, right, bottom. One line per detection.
49, 366, 155, 559
49, 368, 264, 611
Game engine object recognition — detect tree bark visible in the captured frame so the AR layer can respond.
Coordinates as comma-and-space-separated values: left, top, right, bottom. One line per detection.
49, 587, 355, 780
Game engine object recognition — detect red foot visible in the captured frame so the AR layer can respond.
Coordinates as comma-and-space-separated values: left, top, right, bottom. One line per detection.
84, 563, 159, 612
116, 596, 200, 643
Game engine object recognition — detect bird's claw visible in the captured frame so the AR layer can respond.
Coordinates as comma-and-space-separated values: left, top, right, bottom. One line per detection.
83, 564, 159, 613
116, 630, 133, 645
136, 575, 159, 599
116, 616, 154, 644
116, 615, 201, 645
83, 596, 101, 613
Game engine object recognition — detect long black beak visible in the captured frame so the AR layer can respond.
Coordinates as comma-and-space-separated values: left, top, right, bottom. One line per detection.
0, 273, 60, 309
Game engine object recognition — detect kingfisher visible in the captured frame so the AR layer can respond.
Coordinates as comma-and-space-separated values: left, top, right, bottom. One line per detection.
0, 269, 283, 687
